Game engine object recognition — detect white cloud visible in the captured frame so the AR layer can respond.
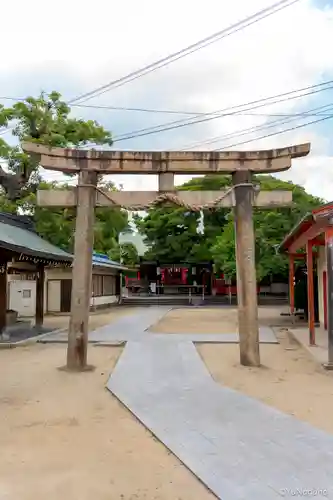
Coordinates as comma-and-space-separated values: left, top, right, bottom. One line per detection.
2, 0, 333, 200
276, 153, 333, 202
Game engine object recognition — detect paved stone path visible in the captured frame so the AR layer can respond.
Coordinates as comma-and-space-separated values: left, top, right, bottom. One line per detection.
108, 339, 333, 499
40, 307, 278, 344
41, 307, 333, 498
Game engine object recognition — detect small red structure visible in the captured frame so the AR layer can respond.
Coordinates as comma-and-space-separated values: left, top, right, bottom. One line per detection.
279, 202, 333, 358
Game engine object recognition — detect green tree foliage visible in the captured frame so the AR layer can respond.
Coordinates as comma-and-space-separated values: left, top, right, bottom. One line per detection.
134, 175, 231, 262
108, 242, 140, 267
135, 173, 322, 279
212, 175, 323, 280
9, 91, 112, 147
0, 91, 113, 191
135, 207, 210, 262
0, 91, 128, 256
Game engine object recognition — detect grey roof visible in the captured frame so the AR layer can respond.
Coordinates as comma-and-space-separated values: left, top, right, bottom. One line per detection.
0, 220, 72, 262
91, 253, 129, 271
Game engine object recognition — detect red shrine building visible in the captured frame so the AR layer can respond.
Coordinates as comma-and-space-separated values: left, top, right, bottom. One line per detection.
279, 202, 333, 350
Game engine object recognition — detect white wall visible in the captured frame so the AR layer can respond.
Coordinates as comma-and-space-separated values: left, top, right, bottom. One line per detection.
45, 268, 71, 313
270, 283, 288, 294
45, 267, 119, 313
46, 268, 72, 280
8, 280, 36, 317
47, 280, 61, 312
7, 267, 120, 316
258, 283, 288, 294
317, 246, 327, 327
90, 295, 118, 307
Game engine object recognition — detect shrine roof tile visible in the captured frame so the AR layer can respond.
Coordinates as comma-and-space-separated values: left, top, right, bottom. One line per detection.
0, 219, 72, 263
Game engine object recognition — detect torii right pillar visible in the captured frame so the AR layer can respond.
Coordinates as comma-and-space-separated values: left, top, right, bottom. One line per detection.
233, 171, 259, 366
230, 144, 310, 367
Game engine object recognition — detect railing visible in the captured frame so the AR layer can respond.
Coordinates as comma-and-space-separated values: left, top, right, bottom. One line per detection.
125, 283, 206, 304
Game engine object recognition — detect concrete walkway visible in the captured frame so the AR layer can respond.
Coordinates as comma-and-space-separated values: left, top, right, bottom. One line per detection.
289, 325, 329, 365
40, 307, 278, 344
108, 339, 333, 499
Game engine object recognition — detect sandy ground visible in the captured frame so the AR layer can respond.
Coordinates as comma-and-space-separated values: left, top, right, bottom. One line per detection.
153, 306, 333, 433
0, 344, 213, 500
2, 306, 333, 499
198, 328, 333, 434
151, 306, 293, 333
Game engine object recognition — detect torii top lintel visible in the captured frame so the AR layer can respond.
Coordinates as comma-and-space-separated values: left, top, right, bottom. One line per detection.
22, 142, 310, 175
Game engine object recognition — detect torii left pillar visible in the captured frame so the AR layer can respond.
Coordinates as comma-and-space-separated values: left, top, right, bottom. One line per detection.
66, 170, 97, 371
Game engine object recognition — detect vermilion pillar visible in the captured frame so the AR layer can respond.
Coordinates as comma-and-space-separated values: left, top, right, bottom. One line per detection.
306, 240, 316, 345
323, 270, 328, 330
289, 253, 295, 314
324, 227, 333, 368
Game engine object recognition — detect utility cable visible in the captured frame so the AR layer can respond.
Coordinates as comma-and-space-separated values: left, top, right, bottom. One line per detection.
111, 81, 333, 143
69, 0, 299, 105
2, 94, 333, 118
180, 102, 333, 150
215, 112, 333, 151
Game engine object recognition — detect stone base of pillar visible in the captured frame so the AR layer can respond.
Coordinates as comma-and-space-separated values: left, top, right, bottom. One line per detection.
323, 362, 333, 371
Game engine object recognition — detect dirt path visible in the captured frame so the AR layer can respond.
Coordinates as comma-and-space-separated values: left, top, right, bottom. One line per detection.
152, 306, 333, 434
151, 306, 292, 334
198, 328, 333, 434
0, 344, 213, 500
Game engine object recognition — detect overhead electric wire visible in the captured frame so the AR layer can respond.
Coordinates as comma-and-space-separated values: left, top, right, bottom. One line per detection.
48, 107, 333, 118
0, 126, 14, 136
69, 0, 300, 105
2, 80, 332, 150
180, 102, 333, 150
0, 0, 303, 140
215, 112, 333, 151
2, 93, 333, 118
0, 95, 209, 115
111, 80, 333, 143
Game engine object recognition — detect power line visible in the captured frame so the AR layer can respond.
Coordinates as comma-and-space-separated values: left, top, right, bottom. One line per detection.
112, 81, 333, 140
215, 112, 333, 151
2, 93, 333, 118
111, 81, 333, 143
69, 0, 299, 105
180, 102, 333, 150
0, 95, 204, 115
0, 126, 14, 137
0, 0, 305, 142
2, 80, 332, 150
70, 81, 333, 149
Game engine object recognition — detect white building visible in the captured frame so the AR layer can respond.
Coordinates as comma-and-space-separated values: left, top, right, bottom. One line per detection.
8, 252, 127, 317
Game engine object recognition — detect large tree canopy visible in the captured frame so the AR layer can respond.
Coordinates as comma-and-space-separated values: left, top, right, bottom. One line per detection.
135, 174, 323, 279
0, 91, 113, 198
108, 242, 140, 267
134, 176, 230, 263
0, 92, 129, 257
135, 207, 209, 262
211, 175, 323, 280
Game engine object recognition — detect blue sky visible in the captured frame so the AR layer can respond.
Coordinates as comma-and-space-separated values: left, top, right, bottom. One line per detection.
313, 0, 333, 8
1, 0, 333, 198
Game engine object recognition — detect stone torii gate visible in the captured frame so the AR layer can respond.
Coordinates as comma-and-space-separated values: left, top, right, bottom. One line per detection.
22, 142, 310, 371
